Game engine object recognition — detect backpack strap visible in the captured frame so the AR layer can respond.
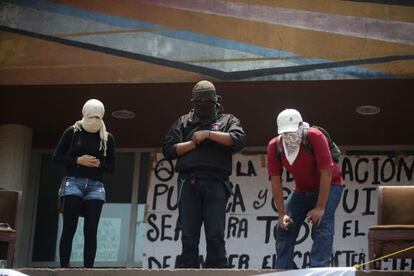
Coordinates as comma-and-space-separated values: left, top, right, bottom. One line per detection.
274, 135, 283, 161
302, 128, 314, 156
313, 126, 341, 163
302, 127, 341, 162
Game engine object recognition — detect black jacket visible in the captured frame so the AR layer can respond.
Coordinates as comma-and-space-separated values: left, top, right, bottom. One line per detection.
53, 126, 115, 182
163, 113, 245, 177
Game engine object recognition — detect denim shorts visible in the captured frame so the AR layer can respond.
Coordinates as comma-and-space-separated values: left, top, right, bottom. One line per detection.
59, 176, 106, 202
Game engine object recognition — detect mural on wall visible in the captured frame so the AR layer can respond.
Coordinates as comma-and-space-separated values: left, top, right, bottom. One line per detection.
142, 154, 414, 270
0, 0, 413, 84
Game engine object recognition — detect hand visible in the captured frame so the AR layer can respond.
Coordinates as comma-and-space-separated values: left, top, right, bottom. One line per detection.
278, 215, 293, 231
90, 158, 100, 168
77, 155, 99, 167
306, 208, 325, 225
191, 130, 210, 146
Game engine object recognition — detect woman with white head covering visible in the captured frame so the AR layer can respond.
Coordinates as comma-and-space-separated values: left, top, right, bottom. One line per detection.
53, 99, 115, 268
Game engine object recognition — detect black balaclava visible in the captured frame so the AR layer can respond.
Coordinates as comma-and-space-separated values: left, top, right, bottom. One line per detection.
191, 80, 217, 122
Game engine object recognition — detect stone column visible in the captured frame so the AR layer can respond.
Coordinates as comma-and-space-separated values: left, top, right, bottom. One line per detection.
0, 124, 33, 267
0, 124, 33, 190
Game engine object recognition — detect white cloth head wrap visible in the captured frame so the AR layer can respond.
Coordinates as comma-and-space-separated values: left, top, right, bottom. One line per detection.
73, 99, 109, 156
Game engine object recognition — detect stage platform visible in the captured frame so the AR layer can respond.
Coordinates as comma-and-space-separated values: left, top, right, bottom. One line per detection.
16, 268, 414, 276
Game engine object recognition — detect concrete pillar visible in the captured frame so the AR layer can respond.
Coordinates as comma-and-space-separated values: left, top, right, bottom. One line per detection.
0, 124, 33, 267
0, 124, 33, 190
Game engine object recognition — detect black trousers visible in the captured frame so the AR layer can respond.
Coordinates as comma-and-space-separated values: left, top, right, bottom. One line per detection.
176, 176, 230, 268
59, 195, 103, 268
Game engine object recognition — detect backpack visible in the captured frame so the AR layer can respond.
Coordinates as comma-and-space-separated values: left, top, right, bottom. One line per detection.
275, 126, 341, 163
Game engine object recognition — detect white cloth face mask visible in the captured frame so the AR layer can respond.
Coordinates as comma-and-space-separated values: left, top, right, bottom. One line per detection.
81, 116, 102, 133
282, 128, 303, 165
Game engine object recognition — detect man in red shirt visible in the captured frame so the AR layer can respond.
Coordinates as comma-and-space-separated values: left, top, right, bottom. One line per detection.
267, 109, 344, 268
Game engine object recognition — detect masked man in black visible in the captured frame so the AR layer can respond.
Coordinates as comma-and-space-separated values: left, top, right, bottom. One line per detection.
163, 80, 246, 268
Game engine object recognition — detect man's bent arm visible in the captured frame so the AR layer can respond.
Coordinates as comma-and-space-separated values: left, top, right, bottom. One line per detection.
316, 168, 332, 210
210, 131, 234, 146
175, 141, 197, 156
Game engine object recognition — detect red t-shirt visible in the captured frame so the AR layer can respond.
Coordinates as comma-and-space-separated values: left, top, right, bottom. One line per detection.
267, 128, 343, 192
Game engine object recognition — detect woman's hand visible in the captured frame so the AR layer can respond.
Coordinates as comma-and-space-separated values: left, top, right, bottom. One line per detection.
77, 155, 99, 167
91, 158, 100, 168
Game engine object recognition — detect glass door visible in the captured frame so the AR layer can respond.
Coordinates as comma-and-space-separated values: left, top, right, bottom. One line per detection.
30, 152, 135, 267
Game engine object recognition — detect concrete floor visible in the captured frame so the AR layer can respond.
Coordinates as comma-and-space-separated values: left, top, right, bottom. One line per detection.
15, 268, 414, 276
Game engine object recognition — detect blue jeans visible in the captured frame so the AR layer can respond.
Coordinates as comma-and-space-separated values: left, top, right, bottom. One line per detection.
59, 177, 106, 202
275, 185, 343, 269
176, 175, 230, 268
